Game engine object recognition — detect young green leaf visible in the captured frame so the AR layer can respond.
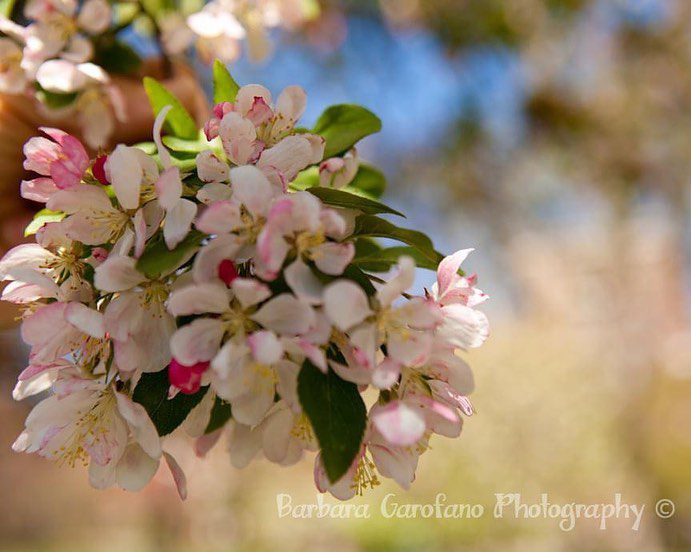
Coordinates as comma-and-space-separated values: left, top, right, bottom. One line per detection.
298, 360, 367, 484
143, 77, 198, 140
313, 104, 382, 158
0, 0, 15, 17
162, 132, 218, 153
35, 85, 77, 109
354, 237, 382, 258
132, 370, 208, 436
212, 60, 240, 104
289, 166, 320, 191
307, 187, 404, 217
136, 230, 205, 279
205, 397, 232, 434
351, 215, 442, 264
24, 209, 64, 237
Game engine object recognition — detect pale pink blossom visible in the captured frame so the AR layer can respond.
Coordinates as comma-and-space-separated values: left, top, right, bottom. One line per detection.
21, 127, 89, 201
13, 370, 163, 492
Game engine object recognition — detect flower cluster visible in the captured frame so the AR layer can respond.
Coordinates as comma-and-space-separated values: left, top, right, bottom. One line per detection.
161, 0, 317, 64
1, 72, 489, 499
0, 0, 317, 147
0, 0, 122, 147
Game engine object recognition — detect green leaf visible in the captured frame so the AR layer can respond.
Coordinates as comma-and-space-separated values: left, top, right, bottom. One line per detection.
354, 237, 382, 258
307, 187, 404, 217
132, 371, 208, 436
0, 0, 16, 17
134, 141, 157, 155
24, 209, 64, 237
348, 165, 386, 199
289, 166, 320, 191
354, 246, 440, 272
143, 77, 198, 140
212, 60, 240, 104
205, 397, 232, 433
298, 360, 367, 484
313, 104, 382, 158
351, 215, 442, 264
93, 38, 142, 74
162, 132, 218, 153
35, 86, 77, 109
136, 230, 205, 278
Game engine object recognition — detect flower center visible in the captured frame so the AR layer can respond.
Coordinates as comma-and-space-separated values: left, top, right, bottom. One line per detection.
290, 412, 315, 445
55, 390, 116, 468
295, 230, 325, 257
351, 454, 380, 496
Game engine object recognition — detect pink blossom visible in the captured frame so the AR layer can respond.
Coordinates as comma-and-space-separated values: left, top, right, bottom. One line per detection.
21, 127, 89, 201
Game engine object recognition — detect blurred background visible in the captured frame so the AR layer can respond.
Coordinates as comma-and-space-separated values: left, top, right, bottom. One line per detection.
2, 0, 691, 550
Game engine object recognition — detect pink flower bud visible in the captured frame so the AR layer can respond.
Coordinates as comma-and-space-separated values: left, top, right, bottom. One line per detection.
218, 259, 238, 286
169, 358, 210, 395
92, 155, 109, 185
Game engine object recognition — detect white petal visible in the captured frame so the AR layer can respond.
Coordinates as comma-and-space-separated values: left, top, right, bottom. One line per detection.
262, 407, 293, 464
94, 255, 146, 292
107, 145, 143, 210
377, 256, 416, 306
65, 302, 104, 338
115, 443, 159, 491
168, 283, 229, 316
372, 401, 426, 447
276, 86, 306, 124
36, 59, 86, 93
313, 241, 355, 276
196, 150, 229, 183
231, 381, 275, 425
251, 294, 315, 336
227, 421, 262, 469
163, 451, 188, 500
323, 280, 371, 331
153, 105, 173, 169
436, 248, 473, 298
257, 135, 315, 183
155, 166, 183, 210
236, 84, 272, 115
229, 165, 274, 215
195, 200, 242, 234
78, 0, 111, 33
115, 392, 162, 459
192, 234, 242, 283
197, 182, 232, 205
231, 278, 271, 308
284, 259, 324, 305
170, 318, 225, 365
247, 330, 283, 365
164, 198, 196, 249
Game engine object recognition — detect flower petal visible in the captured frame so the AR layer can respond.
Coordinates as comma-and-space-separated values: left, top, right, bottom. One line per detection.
168, 283, 229, 316
164, 198, 196, 249
372, 401, 426, 447
323, 280, 371, 331
94, 255, 146, 292
247, 330, 283, 365
106, 145, 143, 210
284, 259, 324, 305
251, 294, 315, 336
115, 391, 162, 459
170, 318, 225, 365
